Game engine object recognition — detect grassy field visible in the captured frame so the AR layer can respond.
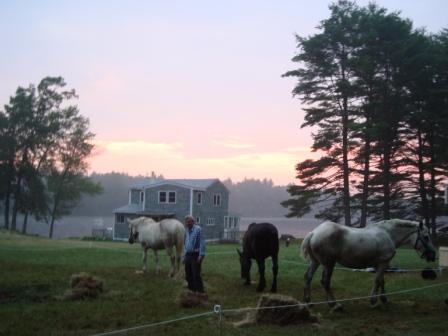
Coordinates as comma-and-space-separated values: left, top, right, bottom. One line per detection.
0, 230, 447, 336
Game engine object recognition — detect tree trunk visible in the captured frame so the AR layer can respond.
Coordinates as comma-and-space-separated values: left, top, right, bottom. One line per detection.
341, 79, 351, 226
382, 144, 391, 220
428, 134, 437, 240
416, 129, 430, 225
3, 187, 11, 230
360, 114, 371, 228
21, 212, 29, 234
10, 174, 23, 231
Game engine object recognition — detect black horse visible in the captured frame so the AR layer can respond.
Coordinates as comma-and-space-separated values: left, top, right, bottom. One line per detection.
237, 222, 279, 292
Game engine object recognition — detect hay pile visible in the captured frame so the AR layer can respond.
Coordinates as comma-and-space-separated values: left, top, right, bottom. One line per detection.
178, 290, 209, 308
234, 294, 318, 327
63, 272, 104, 300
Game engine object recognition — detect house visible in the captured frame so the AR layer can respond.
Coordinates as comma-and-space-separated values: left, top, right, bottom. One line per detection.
113, 178, 240, 241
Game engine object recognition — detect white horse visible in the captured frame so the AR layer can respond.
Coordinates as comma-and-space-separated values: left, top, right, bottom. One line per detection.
301, 219, 436, 310
128, 217, 185, 277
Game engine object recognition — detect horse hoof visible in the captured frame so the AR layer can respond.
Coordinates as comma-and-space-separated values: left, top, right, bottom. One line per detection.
330, 304, 343, 313
380, 296, 388, 304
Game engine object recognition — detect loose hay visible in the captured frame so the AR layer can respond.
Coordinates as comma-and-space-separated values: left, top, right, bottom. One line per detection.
63, 272, 104, 300
178, 290, 209, 308
234, 294, 318, 327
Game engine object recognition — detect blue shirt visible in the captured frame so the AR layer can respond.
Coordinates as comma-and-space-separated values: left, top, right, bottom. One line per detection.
183, 224, 206, 257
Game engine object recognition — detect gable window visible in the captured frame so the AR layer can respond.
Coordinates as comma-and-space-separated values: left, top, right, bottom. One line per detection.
213, 193, 221, 207
159, 191, 176, 204
197, 192, 203, 205
206, 218, 215, 226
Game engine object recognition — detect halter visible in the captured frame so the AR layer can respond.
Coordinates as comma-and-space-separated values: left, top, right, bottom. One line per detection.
414, 228, 432, 259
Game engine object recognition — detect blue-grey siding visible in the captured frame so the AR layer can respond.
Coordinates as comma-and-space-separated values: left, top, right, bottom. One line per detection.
113, 179, 231, 241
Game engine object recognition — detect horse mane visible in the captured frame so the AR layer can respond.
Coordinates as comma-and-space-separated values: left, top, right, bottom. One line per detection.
374, 219, 419, 231
130, 217, 157, 229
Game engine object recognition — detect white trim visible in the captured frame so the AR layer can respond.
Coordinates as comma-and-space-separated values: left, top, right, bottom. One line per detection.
128, 190, 131, 204
206, 217, 216, 226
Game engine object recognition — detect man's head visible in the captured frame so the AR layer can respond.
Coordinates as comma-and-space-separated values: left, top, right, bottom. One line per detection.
185, 215, 195, 229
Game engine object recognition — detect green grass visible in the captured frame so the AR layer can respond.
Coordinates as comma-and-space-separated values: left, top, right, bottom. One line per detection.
1, 230, 447, 336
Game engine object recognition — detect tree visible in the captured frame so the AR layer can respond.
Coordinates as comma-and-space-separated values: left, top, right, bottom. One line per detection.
282, 0, 361, 224
0, 77, 101, 235
47, 110, 102, 238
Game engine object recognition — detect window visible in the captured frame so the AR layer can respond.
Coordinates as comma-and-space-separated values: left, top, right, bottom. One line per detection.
159, 191, 176, 204
117, 214, 125, 223
196, 217, 201, 224
206, 218, 215, 226
140, 192, 144, 203
197, 192, 203, 205
213, 193, 221, 207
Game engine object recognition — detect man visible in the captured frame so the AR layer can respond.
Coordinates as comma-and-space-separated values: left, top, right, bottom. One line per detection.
183, 215, 206, 293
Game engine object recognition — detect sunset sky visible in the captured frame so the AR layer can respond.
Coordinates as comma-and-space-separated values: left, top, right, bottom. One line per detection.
1, 1, 447, 185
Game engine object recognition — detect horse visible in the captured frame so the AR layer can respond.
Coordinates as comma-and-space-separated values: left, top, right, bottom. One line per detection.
237, 222, 279, 292
128, 217, 185, 277
300, 219, 436, 310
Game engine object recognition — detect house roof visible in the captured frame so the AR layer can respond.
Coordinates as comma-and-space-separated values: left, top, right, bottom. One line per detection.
130, 178, 224, 191
113, 204, 175, 217
113, 204, 142, 214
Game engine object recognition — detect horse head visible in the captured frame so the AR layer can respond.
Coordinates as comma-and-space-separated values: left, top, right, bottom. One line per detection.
128, 218, 140, 244
414, 222, 436, 262
237, 249, 251, 281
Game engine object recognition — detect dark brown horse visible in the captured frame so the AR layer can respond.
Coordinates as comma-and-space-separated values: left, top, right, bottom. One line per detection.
237, 222, 279, 292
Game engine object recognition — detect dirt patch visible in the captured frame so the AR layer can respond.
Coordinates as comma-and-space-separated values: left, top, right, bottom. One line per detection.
0, 284, 53, 303
178, 290, 209, 308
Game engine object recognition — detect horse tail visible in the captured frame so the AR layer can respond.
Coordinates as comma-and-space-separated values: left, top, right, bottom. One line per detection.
300, 232, 313, 260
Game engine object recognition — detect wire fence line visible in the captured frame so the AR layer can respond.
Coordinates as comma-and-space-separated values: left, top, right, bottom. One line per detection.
89, 281, 448, 336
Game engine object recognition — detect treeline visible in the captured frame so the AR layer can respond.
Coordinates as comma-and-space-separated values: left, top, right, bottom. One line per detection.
0, 77, 101, 237
282, 1, 448, 238
73, 174, 289, 217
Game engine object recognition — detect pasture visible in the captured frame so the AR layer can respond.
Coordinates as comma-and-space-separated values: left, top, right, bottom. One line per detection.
0, 231, 447, 336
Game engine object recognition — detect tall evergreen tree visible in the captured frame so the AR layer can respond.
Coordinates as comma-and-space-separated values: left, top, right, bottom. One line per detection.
282, 0, 361, 224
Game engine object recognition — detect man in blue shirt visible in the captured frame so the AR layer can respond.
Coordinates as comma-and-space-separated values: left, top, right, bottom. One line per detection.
183, 215, 206, 293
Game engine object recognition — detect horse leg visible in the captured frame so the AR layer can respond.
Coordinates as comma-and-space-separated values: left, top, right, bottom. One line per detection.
270, 254, 278, 293
303, 258, 319, 304
142, 247, 149, 273
256, 259, 266, 292
154, 250, 161, 274
165, 246, 175, 277
321, 263, 342, 311
175, 241, 183, 276
371, 263, 388, 306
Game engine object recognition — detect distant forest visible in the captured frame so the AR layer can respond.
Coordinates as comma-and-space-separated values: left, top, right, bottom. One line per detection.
72, 172, 290, 217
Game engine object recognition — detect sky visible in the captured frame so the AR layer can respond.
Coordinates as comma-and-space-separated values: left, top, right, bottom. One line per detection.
1, 1, 447, 186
